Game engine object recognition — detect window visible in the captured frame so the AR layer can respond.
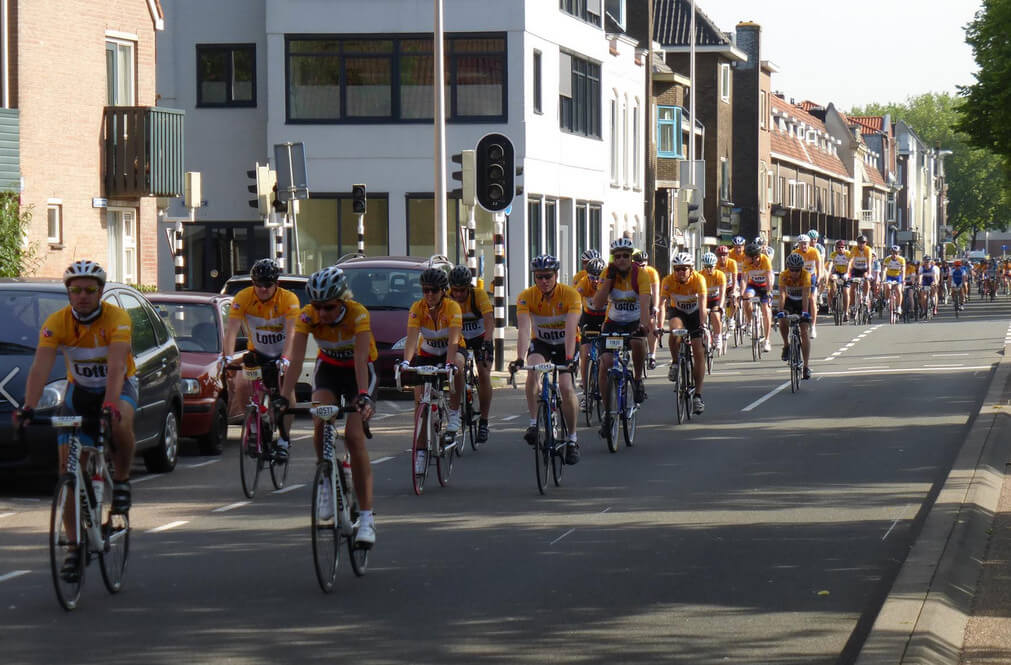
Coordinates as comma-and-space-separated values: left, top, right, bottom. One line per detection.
719, 63, 730, 103
116, 292, 157, 355
559, 52, 601, 138
105, 39, 135, 105
759, 91, 768, 129
657, 105, 683, 158
622, 101, 629, 186
527, 198, 542, 259
533, 50, 542, 114
720, 158, 729, 201
197, 44, 256, 107
122, 211, 137, 285
299, 195, 390, 270
560, 0, 602, 26
47, 202, 62, 245
405, 195, 461, 261
609, 99, 618, 182
106, 209, 137, 284
576, 205, 587, 260
286, 34, 507, 122
632, 104, 640, 188
605, 0, 626, 28
545, 200, 557, 257
589, 204, 602, 252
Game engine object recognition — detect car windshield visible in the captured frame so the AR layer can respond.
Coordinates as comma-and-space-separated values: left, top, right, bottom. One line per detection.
340, 267, 424, 309
151, 303, 222, 353
0, 290, 68, 352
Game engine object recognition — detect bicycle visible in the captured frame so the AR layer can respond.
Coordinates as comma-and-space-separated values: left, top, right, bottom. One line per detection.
460, 349, 481, 454
229, 357, 290, 499
309, 399, 371, 592
749, 297, 764, 361
599, 332, 639, 452
952, 284, 964, 318
830, 279, 846, 326
582, 330, 603, 427
509, 362, 573, 494
397, 363, 458, 495
702, 324, 715, 375
924, 287, 937, 320
850, 278, 870, 325
20, 410, 129, 611
666, 328, 695, 425
732, 297, 746, 348
780, 314, 805, 393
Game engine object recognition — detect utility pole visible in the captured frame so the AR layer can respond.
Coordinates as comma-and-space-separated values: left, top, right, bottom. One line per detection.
433, 0, 448, 256
645, 0, 655, 267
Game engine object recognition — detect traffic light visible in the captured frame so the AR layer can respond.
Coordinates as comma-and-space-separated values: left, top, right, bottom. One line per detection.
272, 182, 287, 214
247, 163, 272, 216
450, 150, 475, 207
352, 184, 367, 214
686, 187, 703, 226
475, 133, 514, 212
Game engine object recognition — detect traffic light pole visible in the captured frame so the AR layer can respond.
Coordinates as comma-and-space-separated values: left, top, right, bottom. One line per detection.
433, 0, 448, 256
357, 212, 366, 256
493, 212, 506, 371
466, 204, 477, 284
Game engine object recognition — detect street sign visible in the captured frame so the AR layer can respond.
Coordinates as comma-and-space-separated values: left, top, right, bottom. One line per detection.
92, 197, 107, 208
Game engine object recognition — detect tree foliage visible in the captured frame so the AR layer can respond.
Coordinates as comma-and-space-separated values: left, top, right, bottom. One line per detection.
0, 193, 39, 277
851, 92, 1010, 242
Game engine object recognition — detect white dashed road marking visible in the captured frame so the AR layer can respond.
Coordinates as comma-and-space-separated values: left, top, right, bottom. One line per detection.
0, 570, 30, 583
212, 502, 250, 513
146, 520, 189, 534
273, 483, 306, 495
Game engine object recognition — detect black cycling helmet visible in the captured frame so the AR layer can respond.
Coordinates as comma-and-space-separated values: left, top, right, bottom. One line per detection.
448, 264, 472, 288
586, 257, 606, 277
856, 234, 867, 243
785, 253, 805, 270
745, 242, 762, 258
530, 254, 561, 272
250, 258, 281, 284
632, 249, 649, 263
419, 267, 449, 290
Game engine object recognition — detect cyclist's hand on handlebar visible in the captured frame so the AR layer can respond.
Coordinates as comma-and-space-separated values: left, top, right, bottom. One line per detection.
355, 393, 375, 421
566, 357, 579, 375
102, 401, 122, 423
274, 395, 290, 413
12, 406, 33, 429
775, 311, 785, 320
277, 356, 291, 373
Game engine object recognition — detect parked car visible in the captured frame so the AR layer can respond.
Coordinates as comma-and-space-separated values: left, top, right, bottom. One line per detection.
0, 279, 183, 476
147, 292, 243, 456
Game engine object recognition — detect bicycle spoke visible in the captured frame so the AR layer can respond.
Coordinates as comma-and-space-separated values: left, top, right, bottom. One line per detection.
50, 475, 84, 611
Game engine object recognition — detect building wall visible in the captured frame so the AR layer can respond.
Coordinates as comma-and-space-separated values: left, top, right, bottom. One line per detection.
18, 0, 158, 282
732, 23, 760, 239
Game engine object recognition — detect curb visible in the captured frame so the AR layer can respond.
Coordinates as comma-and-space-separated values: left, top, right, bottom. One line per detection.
855, 348, 1011, 664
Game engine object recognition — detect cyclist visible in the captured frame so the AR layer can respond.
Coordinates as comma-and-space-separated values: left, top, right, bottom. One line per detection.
512, 255, 582, 464
881, 245, 906, 315
919, 256, 939, 317
756, 235, 775, 261
741, 242, 775, 353
591, 237, 654, 425
401, 266, 466, 436
699, 252, 726, 355
13, 261, 138, 578
632, 249, 661, 370
950, 259, 968, 308
221, 258, 300, 460
826, 239, 851, 320
808, 229, 827, 265
575, 257, 608, 405
447, 265, 494, 443
573, 249, 601, 286
777, 253, 813, 379
659, 253, 708, 414
715, 245, 739, 328
938, 259, 951, 303
846, 235, 872, 318
281, 266, 377, 548
792, 234, 822, 338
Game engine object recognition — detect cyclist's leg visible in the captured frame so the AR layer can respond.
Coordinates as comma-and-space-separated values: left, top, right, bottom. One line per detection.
709, 307, 722, 347
630, 335, 646, 382
778, 308, 790, 347
476, 357, 493, 419
344, 413, 373, 511
450, 350, 466, 412
525, 350, 549, 418
311, 387, 338, 462
556, 356, 578, 439
688, 325, 705, 394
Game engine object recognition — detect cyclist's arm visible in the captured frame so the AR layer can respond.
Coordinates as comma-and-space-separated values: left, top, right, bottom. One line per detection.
221, 317, 244, 359
638, 292, 652, 331
447, 325, 462, 361
353, 331, 373, 396
280, 331, 308, 398
281, 317, 297, 361
716, 281, 726, 311
102, 341, 129, 407
22, 346, 58, 410
516, 312, 531, 363
590, 277, 613, 311
402, 327, 419, 365
481, 310, 494, 342
564, 310, 580, 361
802, 287, 811, 312
657, 294, 667, 327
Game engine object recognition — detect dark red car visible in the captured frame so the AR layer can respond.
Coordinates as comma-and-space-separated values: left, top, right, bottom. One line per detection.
148, 292, 243, 455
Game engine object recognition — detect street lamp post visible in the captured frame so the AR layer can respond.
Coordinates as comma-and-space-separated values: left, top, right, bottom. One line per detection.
433, 0, 447, 257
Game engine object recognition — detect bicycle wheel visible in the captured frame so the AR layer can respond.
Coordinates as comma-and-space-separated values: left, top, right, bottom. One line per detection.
535, 401, 551, 494
605, 376, 620, 453
436, 406, 455, 488
98, 469, 129, 594
347, 493, 369, 577
551, 403, 566, 487
751, 318, 760, 361
682, 354, 694, 422
411, 404, 430, 496
460, 384, 474, 456
467, 380, 481, 452
622, 377, 637, 447
311, 463, 340, 592
674, 354, 687, 425
584, 361, 598, 427
238, 410, 261, 499
790, 336, 801, 393
50, 474, 85, 611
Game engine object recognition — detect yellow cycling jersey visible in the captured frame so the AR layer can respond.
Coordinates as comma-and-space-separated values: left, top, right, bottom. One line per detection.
603, 265, 652, 323
660, 271, 707, 314
728, 247, 747, 266
38, 304, 136, 389
574, 275, 605, 314
229, 286, 300, 358
850, 245, 872, 270
700, 267, 726, 301
456, 287, 494, 341
779, 269, 812, 301
881, 255, 906, 278
295, 300, 377, 366
572, 269, 587, 286
516, 284, 581, 345
641, 264, 660, 288
793, 247, 821, 275
743, 253, 774, 286
904, 264, 918, 283
716, 257, 738, 284
408, 297, 464, 357
827, 250, 850, 274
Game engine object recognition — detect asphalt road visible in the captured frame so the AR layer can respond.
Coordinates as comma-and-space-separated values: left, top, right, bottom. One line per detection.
3, 294, 1009, 664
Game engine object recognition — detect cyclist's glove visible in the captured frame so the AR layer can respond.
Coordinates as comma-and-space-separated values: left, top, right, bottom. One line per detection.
277, 356, 291, 373
13, 406, 33, 427
274, 395, 290, 412
775, 312, 786, 320
566, 358, 579, 375
508, 358, 524, 372
102, 401, 122, 423
354, 393, 373, 412
801, 312, 812, 321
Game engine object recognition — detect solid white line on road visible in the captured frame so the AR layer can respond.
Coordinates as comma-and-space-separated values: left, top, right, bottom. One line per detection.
923, 364, 965, 369
501, 415, 520, 421
212, 501, 250, 513
850, 366, 888, 371
816, 365, 991, 377
370, 413, 395, 421
931, 353, 969, 357
550, 528, 575, 546
292, 434, 314, 441
882, 514, 906, 541
0, 512, 15, 519
146, 520, 189, 534
0, 570, 30, 583
383, 401, 405, 412
131, 474, 165, 484
742, 381, 791, 412
273, 483, 306, 495
866, 356, 901, 360
186, 459, 220, 469
372, 456, 394, 465
600, 507, 611, 514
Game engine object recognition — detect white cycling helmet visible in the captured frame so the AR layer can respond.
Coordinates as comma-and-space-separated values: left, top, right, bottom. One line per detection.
610, 237, 635, 253
701, 252, 717, 267
63, 260, 107, 287
672, 252, 694, 267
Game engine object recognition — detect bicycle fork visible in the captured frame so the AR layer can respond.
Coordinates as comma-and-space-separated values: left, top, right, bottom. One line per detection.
322, 424, 352, 536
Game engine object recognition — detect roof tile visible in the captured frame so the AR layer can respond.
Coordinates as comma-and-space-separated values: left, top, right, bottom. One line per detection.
770, 95, 850, 179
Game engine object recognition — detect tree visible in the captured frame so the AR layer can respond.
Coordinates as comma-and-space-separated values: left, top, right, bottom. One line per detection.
0, 193, 38, 277
852, 92, 1011, 243
956, 0, 1011, 181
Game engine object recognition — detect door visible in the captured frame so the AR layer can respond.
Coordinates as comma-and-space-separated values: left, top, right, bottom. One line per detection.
106, 209, 138, 284
194, 223, 273, 291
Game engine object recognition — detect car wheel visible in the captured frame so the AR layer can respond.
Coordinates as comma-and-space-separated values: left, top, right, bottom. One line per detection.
197, 398, 228, 456
144, 408, 179, 473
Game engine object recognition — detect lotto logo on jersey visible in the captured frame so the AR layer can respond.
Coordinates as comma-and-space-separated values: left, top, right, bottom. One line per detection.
300, 312, 312, 324
231, 301, 241, 310
42, 327, 53, 338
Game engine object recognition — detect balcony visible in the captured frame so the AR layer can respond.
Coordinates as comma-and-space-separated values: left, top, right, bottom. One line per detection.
103, 106, 184, 198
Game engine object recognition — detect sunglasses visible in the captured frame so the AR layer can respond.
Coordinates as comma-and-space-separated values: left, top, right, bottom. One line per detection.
422, 287, 443, 294
252, 281, 276, 288
68, 285, 100, 295
533, 273, 556, 281
311, 301, 340, 312
613, 253, 632, 260
673, 266, 690, 273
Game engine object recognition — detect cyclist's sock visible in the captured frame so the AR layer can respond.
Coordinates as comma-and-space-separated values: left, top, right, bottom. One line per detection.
529, 418, 537, 427
277, 437, 289, 450
359, 509, 373, 522
567, 433, 577, 443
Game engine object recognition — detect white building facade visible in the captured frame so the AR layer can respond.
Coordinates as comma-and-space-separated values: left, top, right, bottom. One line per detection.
157, 0, 645, 299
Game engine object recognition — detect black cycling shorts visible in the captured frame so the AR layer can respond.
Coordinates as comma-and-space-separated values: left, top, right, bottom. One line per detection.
315, 359, 375, 404
668, 309, 704, 339
528, 339, 568, 365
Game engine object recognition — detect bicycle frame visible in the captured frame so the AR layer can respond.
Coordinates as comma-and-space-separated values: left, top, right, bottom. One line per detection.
313, 403, 354, 536
59, 417, 115, 556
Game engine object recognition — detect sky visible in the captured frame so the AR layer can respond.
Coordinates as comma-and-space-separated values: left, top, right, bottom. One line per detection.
697, 0, 983, 112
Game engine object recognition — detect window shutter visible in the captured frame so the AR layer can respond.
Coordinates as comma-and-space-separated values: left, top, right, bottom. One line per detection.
559, 52, 572, 98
